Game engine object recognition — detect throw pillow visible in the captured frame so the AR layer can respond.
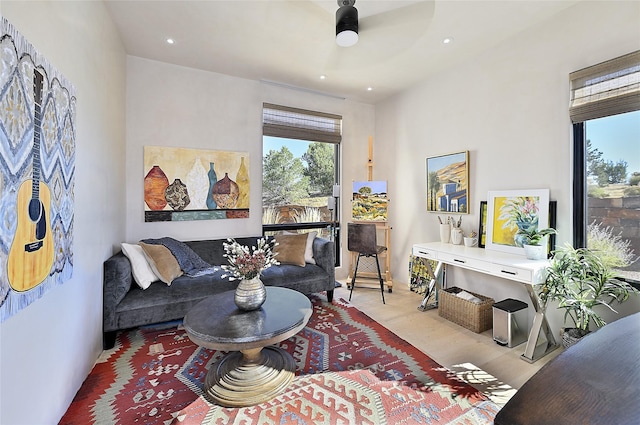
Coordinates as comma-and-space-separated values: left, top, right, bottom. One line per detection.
283, 230, 317, 264
139, 242, 183, 285
273, 233, 308, 267
139, 237, 214, 276
121, 242, 159, 289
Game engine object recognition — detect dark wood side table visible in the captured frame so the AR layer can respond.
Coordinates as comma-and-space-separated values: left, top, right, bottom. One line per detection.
494, 312, 640, 424
183, 286, 312, 407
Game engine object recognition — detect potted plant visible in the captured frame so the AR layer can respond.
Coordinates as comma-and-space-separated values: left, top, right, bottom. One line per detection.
519, 226, 557, 260
538, 243, 638, 348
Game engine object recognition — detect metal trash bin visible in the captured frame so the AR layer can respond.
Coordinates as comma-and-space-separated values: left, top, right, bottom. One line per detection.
492, 298, 528, 347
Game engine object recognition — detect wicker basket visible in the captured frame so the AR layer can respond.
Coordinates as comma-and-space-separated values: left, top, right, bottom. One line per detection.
438, 287, 494, 333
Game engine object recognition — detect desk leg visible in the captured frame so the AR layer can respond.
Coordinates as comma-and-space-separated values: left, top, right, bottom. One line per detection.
418, 261, 443, 311
521, 285, 559, 363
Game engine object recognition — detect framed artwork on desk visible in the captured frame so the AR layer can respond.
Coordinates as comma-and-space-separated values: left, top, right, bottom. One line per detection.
485, 189, 550, 256
479, 199, 557, 254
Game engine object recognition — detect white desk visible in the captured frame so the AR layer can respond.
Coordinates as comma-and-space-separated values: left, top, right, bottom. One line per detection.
412, 242, 558, 363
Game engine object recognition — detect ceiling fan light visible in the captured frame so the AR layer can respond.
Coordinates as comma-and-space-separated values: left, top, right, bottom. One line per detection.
336, 30, 358, 47
336, 5, 358, 47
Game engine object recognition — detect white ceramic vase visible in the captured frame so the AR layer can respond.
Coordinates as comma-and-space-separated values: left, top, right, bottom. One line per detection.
439, 224, 450, 243
523, 244, 547, 260
450, 228, 463, 245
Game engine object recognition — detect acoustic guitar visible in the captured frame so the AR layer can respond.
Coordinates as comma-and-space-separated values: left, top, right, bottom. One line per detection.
7, 69, 54, 291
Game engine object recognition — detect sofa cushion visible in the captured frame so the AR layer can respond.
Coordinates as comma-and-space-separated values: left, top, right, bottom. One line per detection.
139, 242, 183, 285
284, 231, 317, 264
115, 270, 236, 328
273, 233, 308, 267
120, 243, 158, 289
261, 263, 329, 293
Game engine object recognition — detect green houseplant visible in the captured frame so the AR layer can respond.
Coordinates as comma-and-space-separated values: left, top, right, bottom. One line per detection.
520, 227, 557, 260
539, 243, 638, 347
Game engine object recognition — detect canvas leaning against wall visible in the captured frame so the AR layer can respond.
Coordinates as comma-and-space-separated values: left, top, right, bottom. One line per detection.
0, 18, 76, 322
143, 146, 249, 222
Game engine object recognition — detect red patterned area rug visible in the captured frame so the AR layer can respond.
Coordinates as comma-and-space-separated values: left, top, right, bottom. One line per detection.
60, 297, 499, 425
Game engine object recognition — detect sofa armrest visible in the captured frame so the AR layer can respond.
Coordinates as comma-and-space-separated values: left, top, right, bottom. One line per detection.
312, 237, 335, 285
103, 251, 134, 332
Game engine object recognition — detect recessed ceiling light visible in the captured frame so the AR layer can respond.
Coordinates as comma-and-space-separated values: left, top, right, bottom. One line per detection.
166, 38, 175, 45
367, 87, 373, 91
443, 37, 453, 44
320, 75, 326, 80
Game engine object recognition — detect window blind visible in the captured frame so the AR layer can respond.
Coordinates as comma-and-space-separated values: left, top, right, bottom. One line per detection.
263, 103, 342, 144
570, 50, 640, 123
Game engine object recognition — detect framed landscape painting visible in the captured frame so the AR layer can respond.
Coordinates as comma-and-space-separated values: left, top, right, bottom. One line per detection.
426, 151, 469, 213
352, 180, 388, 221
485, 189, 550, 256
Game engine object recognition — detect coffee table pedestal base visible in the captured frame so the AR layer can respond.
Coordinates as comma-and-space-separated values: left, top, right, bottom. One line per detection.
204, 346, 296, 407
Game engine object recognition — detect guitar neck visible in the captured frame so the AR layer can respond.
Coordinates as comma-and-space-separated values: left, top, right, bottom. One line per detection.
31, 70, 44, 201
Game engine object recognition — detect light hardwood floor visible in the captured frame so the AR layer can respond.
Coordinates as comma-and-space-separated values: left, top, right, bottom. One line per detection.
334, 278, 563, 405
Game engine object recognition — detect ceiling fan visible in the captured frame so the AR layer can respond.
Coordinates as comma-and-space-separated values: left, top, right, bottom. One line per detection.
333, 0, 434, 49
335, 0, 359, 47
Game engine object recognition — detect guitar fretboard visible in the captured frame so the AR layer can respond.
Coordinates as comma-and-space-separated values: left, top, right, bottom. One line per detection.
31, 70, 44, 201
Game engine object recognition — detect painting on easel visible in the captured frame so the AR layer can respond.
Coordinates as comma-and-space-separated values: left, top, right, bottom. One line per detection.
352, 180, 388, 221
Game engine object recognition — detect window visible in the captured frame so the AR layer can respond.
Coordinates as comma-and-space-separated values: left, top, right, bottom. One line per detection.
262, 103, 341, 263
571, 51, 640, 284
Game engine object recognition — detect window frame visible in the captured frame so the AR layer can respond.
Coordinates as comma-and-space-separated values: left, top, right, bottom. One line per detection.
571, 51, 640, 288
572, 122, 587, 249
573, 120, 639, 288
261, 104, 342, 266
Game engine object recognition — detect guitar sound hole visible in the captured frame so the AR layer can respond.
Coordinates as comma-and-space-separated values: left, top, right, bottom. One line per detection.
28, 199, 42, 222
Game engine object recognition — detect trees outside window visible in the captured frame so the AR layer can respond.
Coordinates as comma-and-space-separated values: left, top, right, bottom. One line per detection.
303, 142, 335, 196
262, 136, 338, 241
262, 145, 309, 206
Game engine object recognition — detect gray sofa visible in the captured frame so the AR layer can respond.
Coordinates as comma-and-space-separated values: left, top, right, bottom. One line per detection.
103, 236, 335, 349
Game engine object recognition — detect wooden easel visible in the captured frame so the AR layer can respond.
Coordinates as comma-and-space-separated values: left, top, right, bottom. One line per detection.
367, 135, 374, 181
347, 136, 393, 292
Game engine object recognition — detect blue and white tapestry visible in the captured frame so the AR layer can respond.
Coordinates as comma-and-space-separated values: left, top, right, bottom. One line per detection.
0, 18, 76, 322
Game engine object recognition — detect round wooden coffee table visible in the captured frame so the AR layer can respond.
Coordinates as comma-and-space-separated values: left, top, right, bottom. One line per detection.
183, 286, 312, 407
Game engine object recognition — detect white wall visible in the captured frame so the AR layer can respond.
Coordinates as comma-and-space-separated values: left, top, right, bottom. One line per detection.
1, 1, 638, 423
0, 1, 126, 424
375, 0, 640, 333
125, 57, 375, 275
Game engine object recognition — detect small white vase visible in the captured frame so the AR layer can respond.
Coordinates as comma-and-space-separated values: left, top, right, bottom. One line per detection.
523, 244, 547, 260
450, 228, 463, 245
439, 224, 451, 243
